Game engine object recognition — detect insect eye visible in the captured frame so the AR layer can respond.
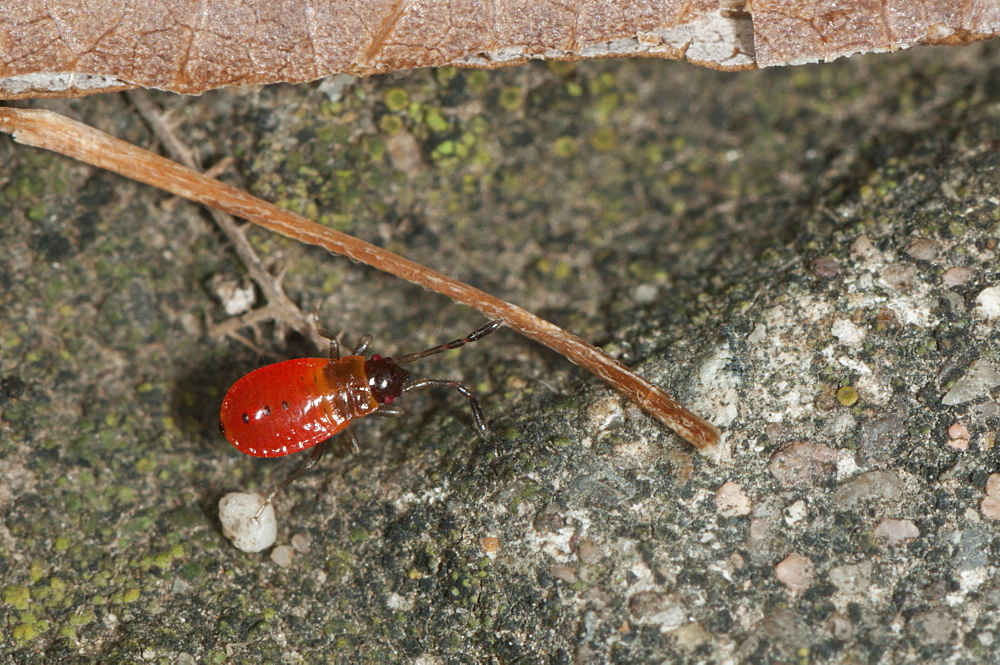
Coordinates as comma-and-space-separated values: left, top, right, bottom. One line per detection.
383, 395, 395, 405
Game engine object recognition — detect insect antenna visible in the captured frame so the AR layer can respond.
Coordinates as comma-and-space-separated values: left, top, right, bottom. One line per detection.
395, 319, 503, 364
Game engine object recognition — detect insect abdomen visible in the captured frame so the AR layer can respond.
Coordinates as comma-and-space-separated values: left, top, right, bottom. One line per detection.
219, 357, 377, 458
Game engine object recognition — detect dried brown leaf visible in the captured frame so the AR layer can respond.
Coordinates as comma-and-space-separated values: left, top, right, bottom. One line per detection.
749, 0, 1000, 66
7, 0, 992, 99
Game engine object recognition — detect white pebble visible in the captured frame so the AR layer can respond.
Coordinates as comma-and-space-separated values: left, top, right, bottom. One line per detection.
975, 285, 1000, 320
783, 499, 808, 526
831, 318, 866, 347
209, 274, 257, 316
219, 492, 277, 552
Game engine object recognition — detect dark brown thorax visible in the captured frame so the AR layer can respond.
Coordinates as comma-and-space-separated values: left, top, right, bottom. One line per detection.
364, 354, 410, 404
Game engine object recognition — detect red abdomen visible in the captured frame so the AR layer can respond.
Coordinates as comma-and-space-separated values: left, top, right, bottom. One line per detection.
219, 356, 378, 457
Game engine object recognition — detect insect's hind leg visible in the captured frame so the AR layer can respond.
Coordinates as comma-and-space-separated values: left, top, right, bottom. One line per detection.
343, 425, 361, 455
253, 440, 328, 519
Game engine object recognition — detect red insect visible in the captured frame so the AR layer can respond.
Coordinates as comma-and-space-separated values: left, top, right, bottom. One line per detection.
219, 319, 502, 504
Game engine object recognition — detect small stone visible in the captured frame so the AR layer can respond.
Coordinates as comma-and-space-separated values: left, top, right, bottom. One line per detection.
942, 360, 1000, 406
829, 562, 873, 596
831, 319, 866, 347
829, 612, 855, 641
975, 286, 1000, 320
973, 403, 1000, 422
316, 73, 356, 102
912, 610, 959, 646
386, 592, 415, 612
586, 395, 625, 432
746, 518, 771, 553
775, 553, 814, 592
209, 274, 256, 316
291, 532, 313, 553
783, 500, 808, 526
822, 411, 858, 438
669, 621, 711, 652
631, 283, 659, 304
550, 565, 578, 584
850, 235, 879, 261
715, 481, 752, 517
219, 492, 277, 553
809, 255, 839, 278
941, 290, 967, 317
769, 442, 838, 488
987, 474, 1000, 497
946, 422, 971, 451
942, 267, 974, 288
577, 538, 604, 565
270, 545, 294, 567
981, 474, 1000, 520
834, 471, 905, 509
628, 591, 686, 631
385, 128, 425, 178
747, 323, 767, 343
726, 552, 745, 573
881, 264, 918, 290
858, 411, 907, 465
873, 518, 920, 545
904, 238, 943, 261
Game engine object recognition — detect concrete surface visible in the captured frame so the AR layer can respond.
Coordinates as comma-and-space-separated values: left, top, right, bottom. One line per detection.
1, 41, 999, 663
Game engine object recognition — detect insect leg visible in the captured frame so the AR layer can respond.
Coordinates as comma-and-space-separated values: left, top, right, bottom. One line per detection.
352, 335, 373, 356
253, 439, 328, 518
373, 405, 405, 417
343, 425, 361, 455
403, 378, 489, 439
310, 306, 343, 358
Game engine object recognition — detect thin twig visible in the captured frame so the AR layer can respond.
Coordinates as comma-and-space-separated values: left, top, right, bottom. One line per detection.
0, 107, 720, 450
125, 90, 324, 350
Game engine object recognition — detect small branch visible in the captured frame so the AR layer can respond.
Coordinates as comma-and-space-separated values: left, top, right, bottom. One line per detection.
125, 90, 324, 351
0, 107, 720, 450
